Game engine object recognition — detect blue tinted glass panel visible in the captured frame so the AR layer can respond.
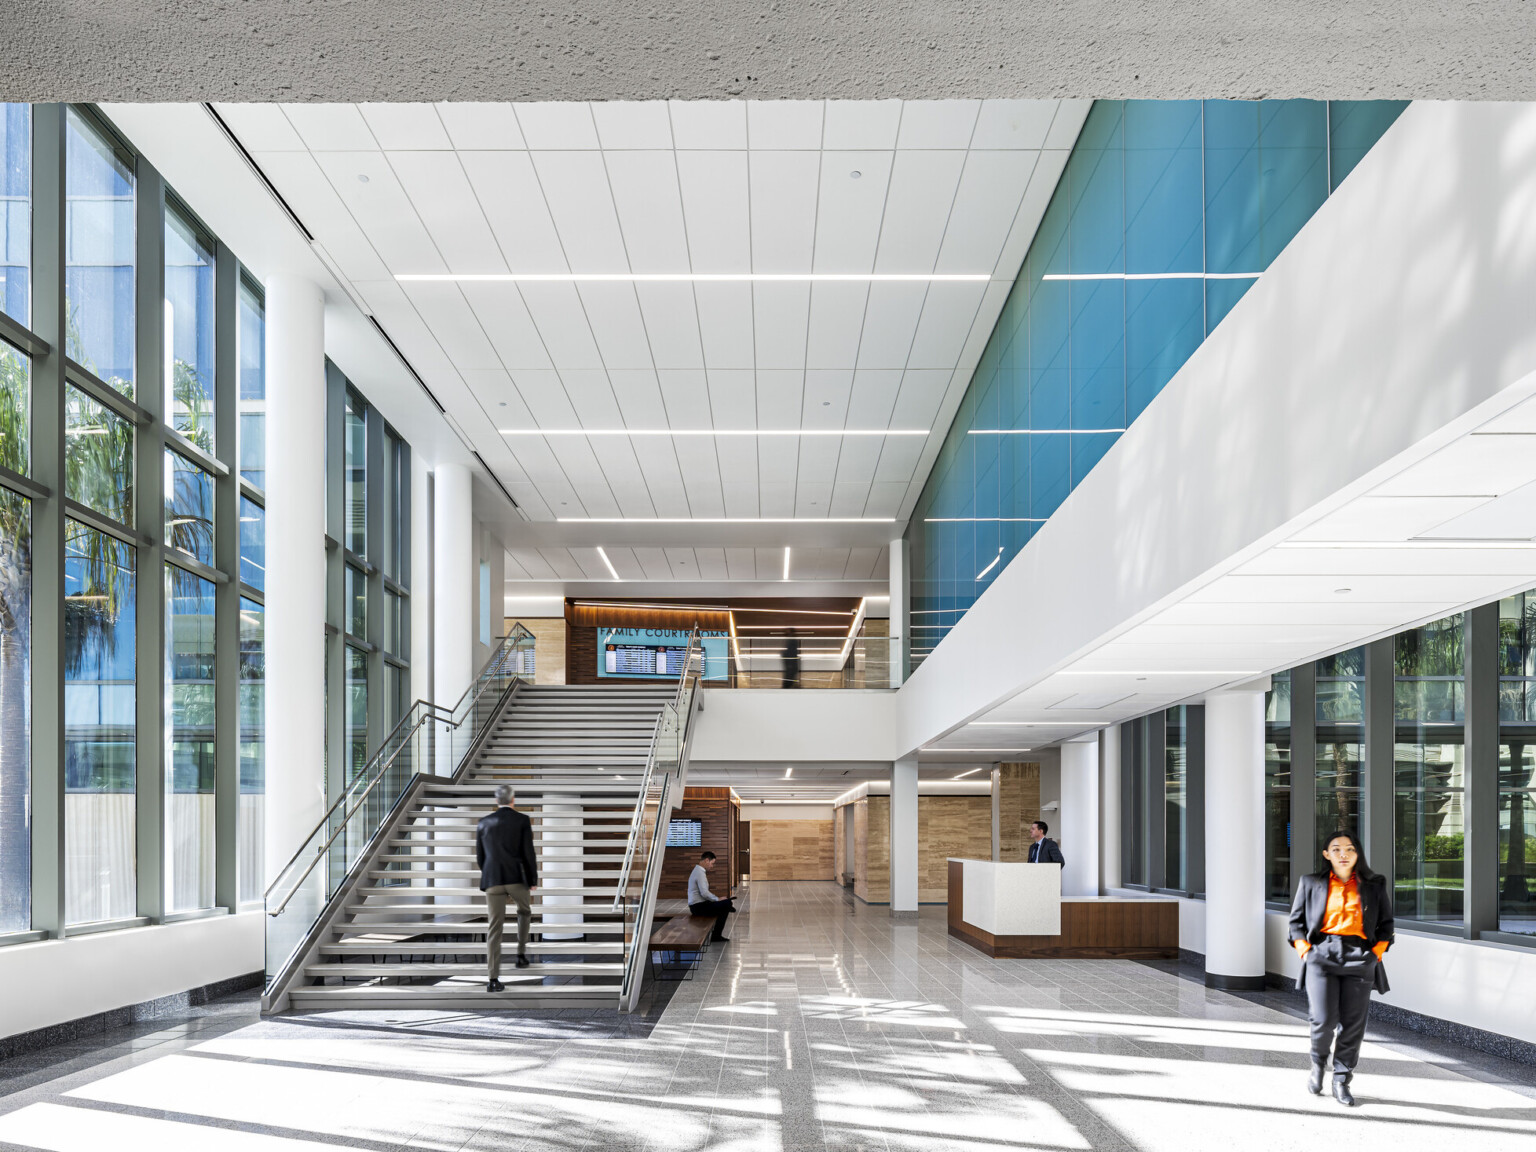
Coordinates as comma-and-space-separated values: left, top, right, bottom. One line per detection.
165, 209, 216, 452
1068, 104, 1124, 275
1257, 101, 1328, 267
1203, 101, 1261, 276
1329, 101, 1409, 190
240, 496, 265, 591
1069, 281, 1125, 429
1029, 280, 1070, 429
1030, 433, 1070, 520
1072, 432, 1121, 486
238, 281, 265, 490
1126, 279, 1203, 422
166, 565, 215, 913
1125, 101, 1202, 275
65, 110, 135, 397
165, 450, 215, 567
1205, 276, 1258, 336
0, 104, 30, 329
0, 343, 28, 476
0, 487, 29, 932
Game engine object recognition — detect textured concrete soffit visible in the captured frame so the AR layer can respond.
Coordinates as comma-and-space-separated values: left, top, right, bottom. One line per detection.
5, 0, 1536, 102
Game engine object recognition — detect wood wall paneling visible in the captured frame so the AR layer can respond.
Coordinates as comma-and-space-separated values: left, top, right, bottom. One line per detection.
917, 796, 992, 901
747, 820, 834, 880
833, 806, 847, 884
996, 763, 1042, 862
504, 618, 566, 685
659, 787, 740, 900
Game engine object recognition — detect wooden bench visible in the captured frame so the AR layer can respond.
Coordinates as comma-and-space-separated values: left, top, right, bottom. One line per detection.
648, 915, 716, 980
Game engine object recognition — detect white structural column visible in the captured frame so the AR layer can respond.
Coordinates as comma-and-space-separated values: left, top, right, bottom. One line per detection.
888, 757, 918, 914
433, 462, 475, 714
540, 803, 584, 941
1099, 725, 1122, 891
262, 275, 327, 883
1204, 684, 1268, 989
1059, 737, 1100, 897
888, 535, 906, 688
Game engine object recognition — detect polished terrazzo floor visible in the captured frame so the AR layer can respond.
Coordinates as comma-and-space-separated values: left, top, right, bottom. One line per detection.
1, 881, 1534, 1150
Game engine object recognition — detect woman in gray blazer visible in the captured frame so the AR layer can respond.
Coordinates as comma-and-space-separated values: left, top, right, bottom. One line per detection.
1287, 830, 1394, 1107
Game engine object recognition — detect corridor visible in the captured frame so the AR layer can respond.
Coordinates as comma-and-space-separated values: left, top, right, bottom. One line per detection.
1, 883, 1533, 1151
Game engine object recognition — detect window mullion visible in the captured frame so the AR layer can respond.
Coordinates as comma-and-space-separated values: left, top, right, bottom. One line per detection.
1466, 602, 1499, 937
212, 240, 240, 912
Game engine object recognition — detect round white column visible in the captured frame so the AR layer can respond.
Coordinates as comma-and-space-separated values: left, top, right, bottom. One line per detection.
540, 803, 584, 941
888, 757, 918, 914
262, 275, 327, 884
1204, 685, 1268, 989
1059, 737, 1100, 897
433, 463, 474, 775
1099, 725, 1122, 891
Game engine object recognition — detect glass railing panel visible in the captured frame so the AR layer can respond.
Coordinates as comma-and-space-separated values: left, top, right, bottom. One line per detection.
265, 626, 534, 992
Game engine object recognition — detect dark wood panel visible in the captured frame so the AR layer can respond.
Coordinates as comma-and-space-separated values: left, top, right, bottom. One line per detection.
659, 788, 740, 900
567, 601, 732, 632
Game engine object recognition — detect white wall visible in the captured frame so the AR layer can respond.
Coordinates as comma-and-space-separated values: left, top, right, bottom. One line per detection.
690, 690, 898, 762
0, 915, 263, 1040
1265, 912, 1536, 1046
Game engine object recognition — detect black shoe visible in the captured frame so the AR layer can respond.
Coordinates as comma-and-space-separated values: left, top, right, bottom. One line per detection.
1307, 1063, 1324, 1095
515, 955, 530, 968
1332, 1075, 1355, 1107
486, 979, 505, 992
712, 935, 730, 943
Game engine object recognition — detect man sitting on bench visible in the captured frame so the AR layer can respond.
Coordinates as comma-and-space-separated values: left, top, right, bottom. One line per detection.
687, 851, 735, 943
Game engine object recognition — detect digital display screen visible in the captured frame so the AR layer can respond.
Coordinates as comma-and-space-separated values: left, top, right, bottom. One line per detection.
666, 819, 703, 847
597, 629, 729, 679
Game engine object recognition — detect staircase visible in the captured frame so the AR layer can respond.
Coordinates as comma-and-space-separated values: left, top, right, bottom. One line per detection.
267, 678, 691, 1011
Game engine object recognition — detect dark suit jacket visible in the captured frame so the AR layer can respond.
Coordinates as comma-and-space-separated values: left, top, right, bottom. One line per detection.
476, 806, 538, 891
1028, 837, 1065, 866
1287, 871, 1394, 993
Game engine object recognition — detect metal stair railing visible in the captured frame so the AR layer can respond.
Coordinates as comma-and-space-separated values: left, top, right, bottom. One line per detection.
614, 631, 707, 1011
260, 624, 537, 1009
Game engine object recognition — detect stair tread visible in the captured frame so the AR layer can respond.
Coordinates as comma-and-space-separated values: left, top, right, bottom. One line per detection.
333, 924, 627, 936
306, 962, 625, 976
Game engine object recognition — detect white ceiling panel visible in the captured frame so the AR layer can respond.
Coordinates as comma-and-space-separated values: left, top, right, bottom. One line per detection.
591, 102, 674, 150
823, 101, 902, 150
1291, 495, 1491, 542
632, 547, 672, 579
214, 105, 305, 151
633, 283, 705, 369
669, 101, 747, 150
676, 151, 752, 271
693, 283, 755, 369
360, 104, 452, 150
283, 104, 377, 151
971, 101, 1058, 150
747, 101, 825, 149
245, 98, 1077, 547
459, 151, 568, 272
514, 103, 600, 150
434, 102, 526, 149
694, 547, 730, 580
752, 284, 811, 370
1371, 435, 1536, 498
460, 282, 554, 371
314, 152, 444, 273
814, 152, 894, 273
725, 548, 756, 579
576, 284, 655, 370
388, 152, 504, 275
532, 152, 630, 272
896, 101, 980, 149
604, 151, 691, 273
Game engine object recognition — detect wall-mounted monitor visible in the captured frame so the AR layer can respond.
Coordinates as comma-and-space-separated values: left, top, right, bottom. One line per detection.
597, 628, 729, 680
666, 819, 703, 848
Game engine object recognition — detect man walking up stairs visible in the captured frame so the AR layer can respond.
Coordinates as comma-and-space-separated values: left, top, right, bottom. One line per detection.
477, 784, 539, 992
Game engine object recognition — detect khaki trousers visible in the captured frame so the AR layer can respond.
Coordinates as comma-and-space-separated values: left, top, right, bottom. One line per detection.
485, 883, 532, 980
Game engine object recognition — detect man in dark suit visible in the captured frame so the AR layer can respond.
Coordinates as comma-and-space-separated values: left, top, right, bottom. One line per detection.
476, 784, 538, 992
1028, 820, 1065, 867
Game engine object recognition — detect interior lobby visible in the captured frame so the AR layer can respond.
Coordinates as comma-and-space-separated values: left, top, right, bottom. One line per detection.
4, 2, 1536, 1147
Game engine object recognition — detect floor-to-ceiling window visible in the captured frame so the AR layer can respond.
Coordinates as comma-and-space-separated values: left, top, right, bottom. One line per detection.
1265, 669, 1293, 902
1315, 647, 1365, 857
905, 100, 1408, 670
1394, 615, 1465, 924
322, 367, 412, 795
1498, 590, 1536, 937
0, 102, 277, 940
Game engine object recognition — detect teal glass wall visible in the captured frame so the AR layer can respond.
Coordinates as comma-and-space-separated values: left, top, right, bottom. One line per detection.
906, 100, 1408, 669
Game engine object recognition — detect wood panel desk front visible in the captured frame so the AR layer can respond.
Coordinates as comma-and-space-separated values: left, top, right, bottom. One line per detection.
947, 858, 1178, 959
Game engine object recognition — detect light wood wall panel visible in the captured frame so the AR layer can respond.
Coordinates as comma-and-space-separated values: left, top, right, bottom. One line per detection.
997, 762, 1042, 862
917, 795, 993, 901
504, 617, 567, 685
748, 820, 834, 880
833, 806, 847, 884
853, 795, 890, 903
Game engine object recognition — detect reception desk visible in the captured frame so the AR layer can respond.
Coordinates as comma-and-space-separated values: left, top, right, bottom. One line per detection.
947, 859, 1178, 959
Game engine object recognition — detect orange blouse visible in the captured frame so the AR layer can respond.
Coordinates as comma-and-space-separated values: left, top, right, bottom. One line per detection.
1293, 873, 1389, 960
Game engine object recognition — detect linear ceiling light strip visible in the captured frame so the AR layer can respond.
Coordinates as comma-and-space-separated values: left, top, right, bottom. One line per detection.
398, 272, 990, 283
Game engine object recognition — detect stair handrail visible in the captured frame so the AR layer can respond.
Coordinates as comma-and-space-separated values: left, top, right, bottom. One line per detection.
263, 624, 536, 917
611, 628, 701, 908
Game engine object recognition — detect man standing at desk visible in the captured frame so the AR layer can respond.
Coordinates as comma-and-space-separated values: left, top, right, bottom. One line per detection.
1028, 820, 1065, 867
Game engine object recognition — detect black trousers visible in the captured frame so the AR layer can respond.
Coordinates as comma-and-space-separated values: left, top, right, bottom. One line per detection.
690, 898, 735, 939
1303, 935, 1376, 1074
